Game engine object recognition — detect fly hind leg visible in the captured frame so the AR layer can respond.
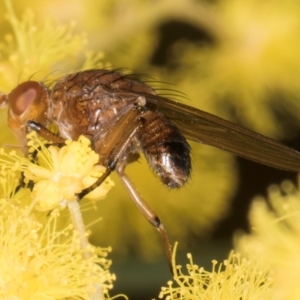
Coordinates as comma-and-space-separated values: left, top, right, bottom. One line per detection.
116, 159, 173, 274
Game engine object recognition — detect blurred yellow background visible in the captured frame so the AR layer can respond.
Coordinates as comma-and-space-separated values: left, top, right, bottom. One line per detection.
1, 2, 300, 293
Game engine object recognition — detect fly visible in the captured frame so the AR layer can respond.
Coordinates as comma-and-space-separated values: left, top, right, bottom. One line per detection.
1, 69, 300, 272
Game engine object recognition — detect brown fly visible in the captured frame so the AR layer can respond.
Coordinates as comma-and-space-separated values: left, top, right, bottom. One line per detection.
1, 69, 300, 272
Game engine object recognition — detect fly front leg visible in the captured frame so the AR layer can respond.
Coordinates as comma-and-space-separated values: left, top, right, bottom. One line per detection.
16, 121, 67, 191
26, 120, 66, 164
27, 120, 66, 144
116, 160, 173, 273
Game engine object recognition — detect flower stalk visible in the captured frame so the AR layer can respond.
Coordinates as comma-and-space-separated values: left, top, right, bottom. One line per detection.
67, 199, 104, 300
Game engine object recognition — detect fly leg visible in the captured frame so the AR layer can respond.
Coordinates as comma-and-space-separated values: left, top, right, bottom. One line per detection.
27, 106, 173, 271
78, 108, 144, 199
78, 107, 173, 271
13, 121, 65, 193
116, 160, 173, 273
28, 120, 65, 169
27, 120, 66, 144
15, 121, 66, 191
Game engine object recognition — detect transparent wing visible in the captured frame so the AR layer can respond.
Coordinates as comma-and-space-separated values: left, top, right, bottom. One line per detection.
144, 94, 300, 172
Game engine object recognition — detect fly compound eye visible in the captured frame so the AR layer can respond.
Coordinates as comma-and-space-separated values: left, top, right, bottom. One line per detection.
9, 81, 40, 116
6, 80, 49, 148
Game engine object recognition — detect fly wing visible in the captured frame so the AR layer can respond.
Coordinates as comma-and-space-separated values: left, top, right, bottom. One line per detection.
144, 94, 300, 172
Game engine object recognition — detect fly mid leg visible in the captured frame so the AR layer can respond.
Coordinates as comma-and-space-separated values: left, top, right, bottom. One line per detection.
77, 107, 144, 199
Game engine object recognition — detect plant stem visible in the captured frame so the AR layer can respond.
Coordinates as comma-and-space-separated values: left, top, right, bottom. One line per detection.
67, 199, 103, 300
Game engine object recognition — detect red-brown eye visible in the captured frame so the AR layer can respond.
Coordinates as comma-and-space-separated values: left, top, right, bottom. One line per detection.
9, 81, 40, 116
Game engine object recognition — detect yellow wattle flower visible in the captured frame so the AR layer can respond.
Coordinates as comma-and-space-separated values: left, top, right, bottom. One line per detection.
0, 124, 117, 300
159, 244, 272, 300
237, 178, 300, 299
25, 131, 114, 211
0, 199, 115, 299
0, 131, 114, 211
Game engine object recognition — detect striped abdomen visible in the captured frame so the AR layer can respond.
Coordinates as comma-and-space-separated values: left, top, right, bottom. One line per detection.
136, 111, 191, 188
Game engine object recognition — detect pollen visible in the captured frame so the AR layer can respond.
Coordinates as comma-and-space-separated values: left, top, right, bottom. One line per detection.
0, 199, 115, 299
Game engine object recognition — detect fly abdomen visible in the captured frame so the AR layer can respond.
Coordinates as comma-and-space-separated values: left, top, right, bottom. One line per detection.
136, 111, 191, 188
